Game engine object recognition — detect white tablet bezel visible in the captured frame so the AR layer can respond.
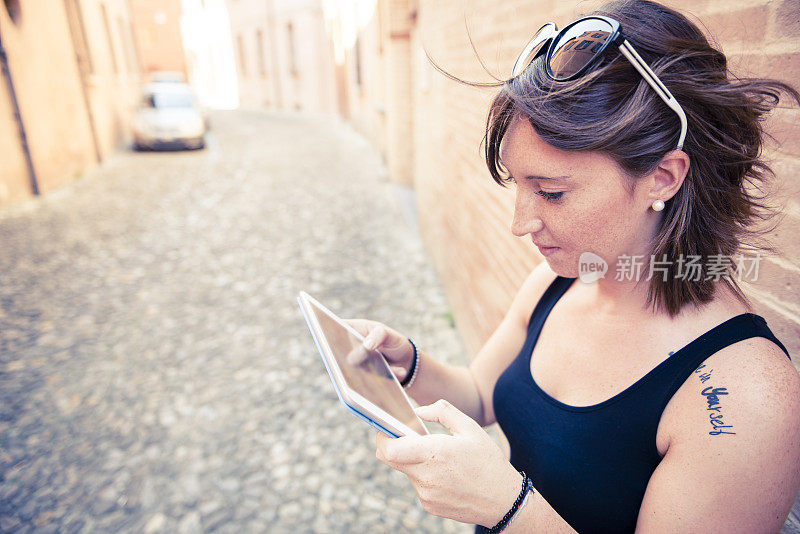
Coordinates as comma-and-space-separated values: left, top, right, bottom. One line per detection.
298, 291, 428, 437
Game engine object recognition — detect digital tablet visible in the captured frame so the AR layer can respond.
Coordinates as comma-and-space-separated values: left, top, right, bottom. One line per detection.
297, 292, 429, 438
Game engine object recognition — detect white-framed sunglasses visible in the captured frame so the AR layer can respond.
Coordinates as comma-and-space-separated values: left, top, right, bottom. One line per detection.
512, 15, 688, 151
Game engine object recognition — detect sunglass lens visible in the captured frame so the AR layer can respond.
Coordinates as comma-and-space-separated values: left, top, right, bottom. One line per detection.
549, 19, 614, 79
511, 23, 555, 77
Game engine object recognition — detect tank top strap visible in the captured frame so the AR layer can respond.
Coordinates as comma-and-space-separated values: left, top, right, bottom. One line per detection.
527, 276, 575, 331
659, 312, 790, 408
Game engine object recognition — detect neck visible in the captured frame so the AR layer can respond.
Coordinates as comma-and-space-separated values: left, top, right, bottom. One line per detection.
587, 275, 654, 316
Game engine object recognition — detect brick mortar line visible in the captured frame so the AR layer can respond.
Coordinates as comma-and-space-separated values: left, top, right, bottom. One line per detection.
764, 255, 800, 277
700, 0, 773, 15
725, 42, 800, 55
745, 285, 800, 325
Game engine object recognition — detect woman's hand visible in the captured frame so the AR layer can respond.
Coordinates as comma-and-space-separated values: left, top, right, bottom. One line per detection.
376, 399, 523, 527
346, 319, 416, 381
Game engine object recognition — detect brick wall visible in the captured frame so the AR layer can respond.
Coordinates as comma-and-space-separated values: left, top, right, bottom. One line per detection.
334, 0, 417, 185
410, 0, 800, 366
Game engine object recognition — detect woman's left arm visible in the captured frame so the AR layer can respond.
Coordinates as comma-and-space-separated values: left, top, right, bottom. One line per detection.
635, 338, 800, 533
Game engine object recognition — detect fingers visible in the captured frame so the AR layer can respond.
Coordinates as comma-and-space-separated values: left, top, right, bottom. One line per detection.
346, 345, 370, 366
415, 400, 480, 436
375, 432, 428, 467
362, 325, 389, 351
345, 318, 372, 337
345, 319, 411, 368
346, 320, 401, 350
390, 365, 408, 381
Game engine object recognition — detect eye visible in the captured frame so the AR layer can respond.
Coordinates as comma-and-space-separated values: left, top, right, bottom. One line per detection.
536, 190, 564, 202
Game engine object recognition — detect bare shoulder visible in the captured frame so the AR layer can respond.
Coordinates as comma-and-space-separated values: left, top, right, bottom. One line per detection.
505, 261, 559, 329
641, 326, 800, 531
666, 331, 800, 443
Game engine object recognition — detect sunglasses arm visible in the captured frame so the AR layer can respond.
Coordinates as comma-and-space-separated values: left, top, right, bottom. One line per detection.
619, 40, 688, 151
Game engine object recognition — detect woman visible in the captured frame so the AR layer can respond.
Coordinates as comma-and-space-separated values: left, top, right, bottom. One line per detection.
350, 1, 800, 531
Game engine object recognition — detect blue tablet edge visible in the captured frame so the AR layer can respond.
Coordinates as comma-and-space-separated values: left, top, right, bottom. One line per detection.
297, 296, 401, 439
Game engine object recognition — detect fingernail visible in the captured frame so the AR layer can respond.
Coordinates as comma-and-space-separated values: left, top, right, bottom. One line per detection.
363, 339, 375, 350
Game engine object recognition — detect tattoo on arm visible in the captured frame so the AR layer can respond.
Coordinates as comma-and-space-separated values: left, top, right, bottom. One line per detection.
694, 364, 736, 436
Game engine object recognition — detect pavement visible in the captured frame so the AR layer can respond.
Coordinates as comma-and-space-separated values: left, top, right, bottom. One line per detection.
0, 110, 473, 533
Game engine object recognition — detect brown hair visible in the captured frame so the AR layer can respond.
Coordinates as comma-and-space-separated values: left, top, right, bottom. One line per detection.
474, 0, 800, 316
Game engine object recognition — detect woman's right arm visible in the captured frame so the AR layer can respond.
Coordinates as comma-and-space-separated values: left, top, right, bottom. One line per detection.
351, 261, 557, 426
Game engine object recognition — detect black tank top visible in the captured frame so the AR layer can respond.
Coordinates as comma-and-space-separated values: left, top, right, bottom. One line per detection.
484, 276, 790, 534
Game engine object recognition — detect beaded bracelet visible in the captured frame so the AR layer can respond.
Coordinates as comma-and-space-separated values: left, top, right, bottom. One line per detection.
486, 471, 533, 534
399, 338, 419, 388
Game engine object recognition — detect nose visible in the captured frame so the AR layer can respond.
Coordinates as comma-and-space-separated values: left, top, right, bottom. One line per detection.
511, 191, 544, 237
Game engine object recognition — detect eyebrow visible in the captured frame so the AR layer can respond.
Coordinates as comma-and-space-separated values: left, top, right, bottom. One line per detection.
521, 174, 572, 181
498, 156, 571, 182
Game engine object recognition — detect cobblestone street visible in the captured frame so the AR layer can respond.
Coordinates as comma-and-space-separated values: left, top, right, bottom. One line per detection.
0, 110, 472, 533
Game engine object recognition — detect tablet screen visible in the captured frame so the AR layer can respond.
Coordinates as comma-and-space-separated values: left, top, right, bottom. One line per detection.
308, 301, 427, 435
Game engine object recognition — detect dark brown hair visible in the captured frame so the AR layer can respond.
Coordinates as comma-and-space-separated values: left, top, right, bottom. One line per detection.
474, 0, 800, 316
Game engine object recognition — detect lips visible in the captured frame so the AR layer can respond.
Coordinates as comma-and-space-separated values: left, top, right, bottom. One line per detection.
532, 238, 559, 257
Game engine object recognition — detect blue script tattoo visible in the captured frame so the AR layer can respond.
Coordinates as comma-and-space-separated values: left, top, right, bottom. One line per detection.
694, 364, 736, 436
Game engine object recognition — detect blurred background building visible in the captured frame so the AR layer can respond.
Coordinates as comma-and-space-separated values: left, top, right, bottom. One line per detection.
0, 0, 140, 205
129, 0, 187, 76
227, 0, 337, 112
1, 0, 798, 363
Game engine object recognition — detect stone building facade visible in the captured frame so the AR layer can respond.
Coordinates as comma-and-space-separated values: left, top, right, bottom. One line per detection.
0, 0, 141, 207
226, 0, 337, 113
129, 0, 187, 77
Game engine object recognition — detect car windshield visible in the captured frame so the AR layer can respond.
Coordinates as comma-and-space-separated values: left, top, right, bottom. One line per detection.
145, 92, 194, 109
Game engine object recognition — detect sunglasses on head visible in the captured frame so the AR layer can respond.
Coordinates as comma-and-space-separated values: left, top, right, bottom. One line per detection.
511, 15, 688, 151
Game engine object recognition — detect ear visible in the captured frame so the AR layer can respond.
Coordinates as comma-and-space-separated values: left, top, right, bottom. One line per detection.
645, 150, 690, 204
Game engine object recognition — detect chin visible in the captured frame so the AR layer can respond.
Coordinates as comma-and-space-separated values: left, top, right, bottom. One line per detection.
541, 255, 580, 279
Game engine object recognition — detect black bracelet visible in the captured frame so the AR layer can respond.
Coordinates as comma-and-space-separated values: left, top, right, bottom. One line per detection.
486, 471, 533, 534
399, 339, 418, 387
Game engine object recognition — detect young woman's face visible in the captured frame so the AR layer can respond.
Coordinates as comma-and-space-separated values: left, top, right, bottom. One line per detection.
500, 115, 656, 277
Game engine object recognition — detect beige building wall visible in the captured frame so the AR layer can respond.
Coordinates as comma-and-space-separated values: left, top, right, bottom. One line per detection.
227, 0, 337, 113
129, 0, 187, 76
0, 0, 141, 208
0, 48, 32, 204
80, 0, 142, 158
334, 0, 415, 185
0, 0, 96, 201
338, 2, 386, 152
226, 0, 271, 106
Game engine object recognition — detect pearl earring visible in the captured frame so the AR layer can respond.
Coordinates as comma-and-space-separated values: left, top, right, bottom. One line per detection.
652, 199, 665, 212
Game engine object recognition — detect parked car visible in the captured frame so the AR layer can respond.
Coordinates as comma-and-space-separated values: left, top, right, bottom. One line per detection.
147, 71, 186, 84
132, 82, 206, 151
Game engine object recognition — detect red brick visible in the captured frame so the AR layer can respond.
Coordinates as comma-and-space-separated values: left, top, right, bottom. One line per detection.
748, 257, 800, 294
749, 303, 800, 364
764, 109, 800, 158
768, 209, 800, 263
768, 154, 800, 191
774, 0, 800, 39
703, 5, 770, 46
729, 51, 800, 87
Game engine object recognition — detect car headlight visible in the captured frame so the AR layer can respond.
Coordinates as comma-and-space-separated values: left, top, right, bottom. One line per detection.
177, 117, 205, 136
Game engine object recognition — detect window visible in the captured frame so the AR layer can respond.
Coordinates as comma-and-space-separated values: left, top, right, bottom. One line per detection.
100, 3, 118, 74
237, 33, 247, 77
117, 17, 135, 73
256, 29, 266, 77
354, 36, 362, 87
287, 22, 297, 75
